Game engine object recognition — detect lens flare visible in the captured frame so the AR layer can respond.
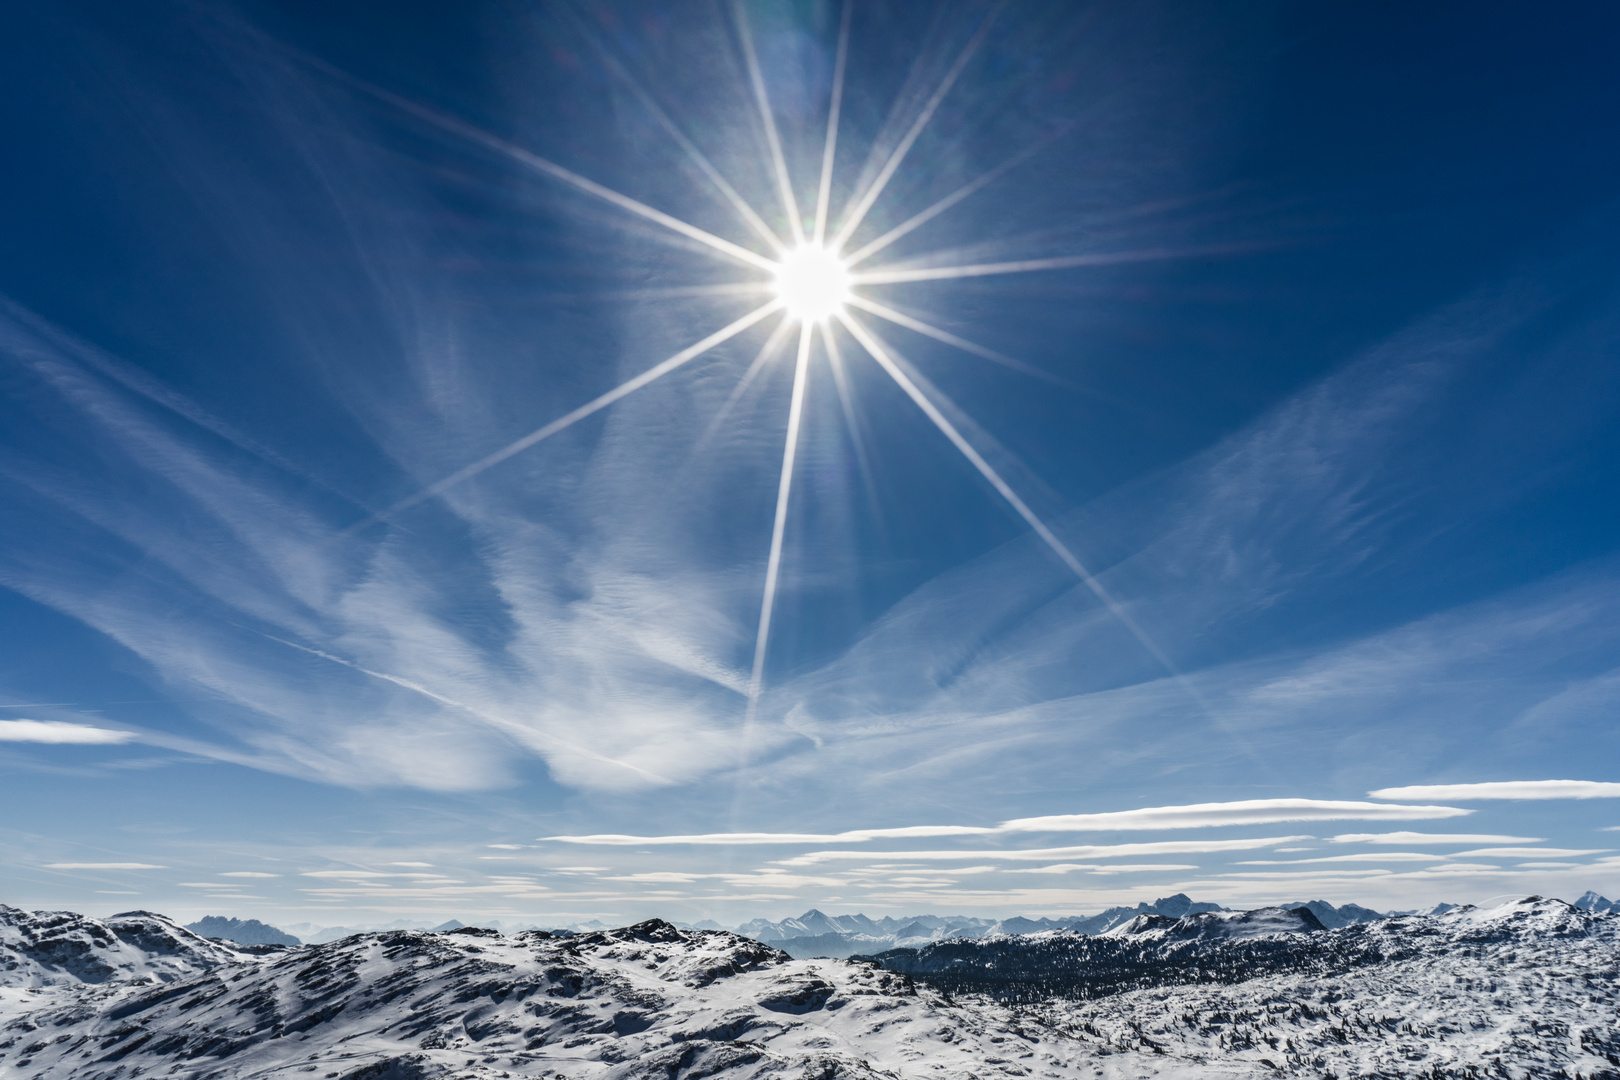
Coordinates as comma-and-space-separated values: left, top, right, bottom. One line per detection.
772, 244, 852, 324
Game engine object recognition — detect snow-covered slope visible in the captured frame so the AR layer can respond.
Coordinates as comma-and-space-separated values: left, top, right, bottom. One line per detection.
0, 918, 1231, 1080
1, 898, 1612, 1079
0, 904, 246, 988
1037, 897, 1620, 1077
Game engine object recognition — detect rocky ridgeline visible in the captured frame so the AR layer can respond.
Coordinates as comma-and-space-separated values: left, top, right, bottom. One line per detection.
0, 897, 1615, 1079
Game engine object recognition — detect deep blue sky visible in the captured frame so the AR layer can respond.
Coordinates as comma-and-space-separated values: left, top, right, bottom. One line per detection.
2, 0, 1619, 927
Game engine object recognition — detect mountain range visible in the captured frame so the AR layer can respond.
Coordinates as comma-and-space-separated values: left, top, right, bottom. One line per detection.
4, 895, 1617, 1077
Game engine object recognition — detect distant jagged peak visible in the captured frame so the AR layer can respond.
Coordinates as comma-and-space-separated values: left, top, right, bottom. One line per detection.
1575, 889, 1618, 913
184, 915, 301, 947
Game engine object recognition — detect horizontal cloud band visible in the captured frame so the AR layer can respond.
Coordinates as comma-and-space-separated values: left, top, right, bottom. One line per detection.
1369, 780, 1620, 800
541, 798, 1468, 846
773, 836, 1314, 867
0, 719, 136, 744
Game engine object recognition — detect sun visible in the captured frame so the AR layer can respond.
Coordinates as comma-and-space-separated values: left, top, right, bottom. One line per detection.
772, 244, 852, 324
346, 0, 1179, 725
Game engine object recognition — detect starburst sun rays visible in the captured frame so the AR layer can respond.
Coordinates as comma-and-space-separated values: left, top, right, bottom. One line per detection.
337, 1, 1182, 731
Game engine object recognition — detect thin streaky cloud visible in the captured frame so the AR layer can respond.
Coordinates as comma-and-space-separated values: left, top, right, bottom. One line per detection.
0, 719, 137, 745
543, 799, 1471, 846
775, 836, 1314, 867
1451, 847, 1611, 858
338, 301, 782, 537
258, 633, 673, 786
541, 825, 992, 846
567, 9, 786, 255
1002, 799, 1472, 832
45, 862, 166, 870
303, 51, 778, 272
1370, 780, 1620, 800
1331, 832, 1544, 844
1236, 852, 1449, 865
698, 313, 796, 446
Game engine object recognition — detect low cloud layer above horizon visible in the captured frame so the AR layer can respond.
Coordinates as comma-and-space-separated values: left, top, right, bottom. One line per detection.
1, 0, 1619, 927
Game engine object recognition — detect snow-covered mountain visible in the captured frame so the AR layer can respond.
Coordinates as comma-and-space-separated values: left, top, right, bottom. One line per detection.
0, 904, 247, 987
730, 894, 1396, 958
1, 895, 1614, 1078
1578, 890, 1620, 914
185, 915, 301, 947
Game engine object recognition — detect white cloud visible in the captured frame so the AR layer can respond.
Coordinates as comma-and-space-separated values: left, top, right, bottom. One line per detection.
218, 871, 278, 878
1331, 832, 1544, 844
1370, 780, 1620, 800
775, 835, 1312, 867
0, 719, 136, 744
1237, 852, 1447, 865
544, 799, 1468, 848
1005, 863, 1200, 875
541, 825, 991, 846
999, 799, 1470, 832
1451, 847, 1610, 858
46, 862, 164, 869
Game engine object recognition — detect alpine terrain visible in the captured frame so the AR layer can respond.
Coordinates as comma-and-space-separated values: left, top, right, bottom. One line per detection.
0, 896, 1615, 1079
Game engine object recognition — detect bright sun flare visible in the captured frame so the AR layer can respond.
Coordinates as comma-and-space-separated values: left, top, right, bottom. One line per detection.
354, 1, 1178, 729
772, 245, 852, 323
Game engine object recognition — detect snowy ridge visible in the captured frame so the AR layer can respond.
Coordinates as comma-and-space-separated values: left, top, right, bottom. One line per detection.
0, 904, 246, 988
185, 916, 302, 947
0, 897, 1615, 1078
0, 917, 1217, 1080
736, 894, 1235, 958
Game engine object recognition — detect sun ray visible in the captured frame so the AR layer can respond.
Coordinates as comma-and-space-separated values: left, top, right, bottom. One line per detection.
744, 322, 815, 731
836, 311, 1184, 679
338, 301, 783, 538
829, 1, 1006, 251
533, 283, 772, 306
700, 313, 797, 445
845, 293, 1072, 388
734, 0, 806, 246
842, 126, 1071, 267
812, 0, 854, 246
569, 11, 788, 256
318, 58, 777, 272
820, 320, 886, 536
855, 243, 1258, 285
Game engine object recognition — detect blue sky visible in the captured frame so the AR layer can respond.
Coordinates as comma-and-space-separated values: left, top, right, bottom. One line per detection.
3, 0, 1620, 927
